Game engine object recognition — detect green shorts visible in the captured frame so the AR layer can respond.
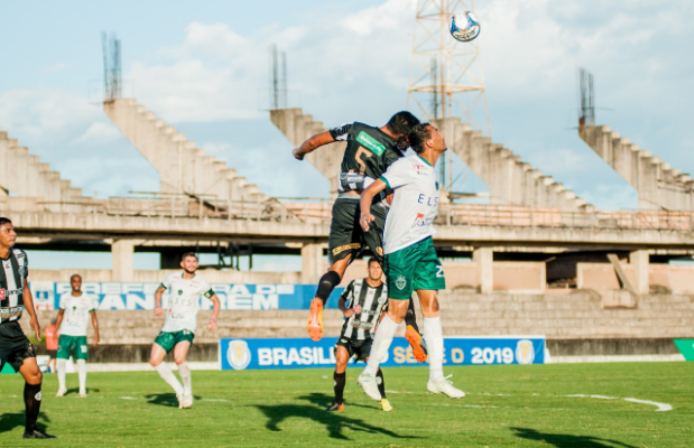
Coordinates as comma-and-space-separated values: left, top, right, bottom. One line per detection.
154, 330, 195, 353
57, 335, 89, 360
384, 237, 445, 300
328, 197, 387, 264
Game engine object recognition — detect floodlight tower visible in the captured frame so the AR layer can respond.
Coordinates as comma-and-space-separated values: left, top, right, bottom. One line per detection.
407, 0, 490, 135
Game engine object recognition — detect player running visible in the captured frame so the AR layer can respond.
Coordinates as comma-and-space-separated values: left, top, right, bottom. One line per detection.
149, 253, 220, 409
0, 217, 56, 439
55, 273, 99, 397
326, 258, 392, 412
293, 112, 428, 362
357, 123, 465, 400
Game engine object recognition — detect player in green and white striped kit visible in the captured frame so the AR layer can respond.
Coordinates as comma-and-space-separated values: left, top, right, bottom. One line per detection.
149, 253, 220, 409
55, 274, 99, 398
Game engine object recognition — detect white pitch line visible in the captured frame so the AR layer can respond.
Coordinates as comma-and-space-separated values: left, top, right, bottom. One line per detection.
623, 398, 673, 412
120, 396, 138, 400
564, 394, 672, 412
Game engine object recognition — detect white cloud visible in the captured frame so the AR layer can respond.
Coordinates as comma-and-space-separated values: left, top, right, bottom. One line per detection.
42, 62, 71, 74
73, 122, 121, 145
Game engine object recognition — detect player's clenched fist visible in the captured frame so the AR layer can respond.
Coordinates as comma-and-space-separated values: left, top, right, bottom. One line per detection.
360, 213, 375, 232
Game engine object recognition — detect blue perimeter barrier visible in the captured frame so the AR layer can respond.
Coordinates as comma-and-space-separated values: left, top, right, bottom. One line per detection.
28, 282, 342, 311
220, 336, 545, 370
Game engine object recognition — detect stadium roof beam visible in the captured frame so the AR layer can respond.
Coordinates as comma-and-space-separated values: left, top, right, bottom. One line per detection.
104, 98, 275, 206
579, 124, 694, 211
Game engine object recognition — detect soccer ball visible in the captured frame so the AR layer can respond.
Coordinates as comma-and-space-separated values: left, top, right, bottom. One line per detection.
450, 11, 481, 42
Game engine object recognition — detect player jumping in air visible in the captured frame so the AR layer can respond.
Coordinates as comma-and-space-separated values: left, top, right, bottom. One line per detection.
0, 217, 56, 439
55, 273, 100, 397
293, 112, 428, 362
149, 253, 220, 409
357, 123, 465, 400
326, 258, 392, 412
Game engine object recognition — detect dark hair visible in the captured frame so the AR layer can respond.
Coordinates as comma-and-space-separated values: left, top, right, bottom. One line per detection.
0, 217, 12, 227
366, 257, 380, 267
407, 123, 432, 154
70, 273, 82, 282
181, 252, 198, 262
386, 111, 420, 150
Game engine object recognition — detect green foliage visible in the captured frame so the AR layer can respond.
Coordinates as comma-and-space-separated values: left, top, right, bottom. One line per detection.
0, 363, 692, 447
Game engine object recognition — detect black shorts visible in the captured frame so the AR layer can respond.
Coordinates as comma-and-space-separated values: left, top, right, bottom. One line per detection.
0, 321, 36, 372
328, 197, 386, 265
47, 350, 57, 358
335, 337, 373, 362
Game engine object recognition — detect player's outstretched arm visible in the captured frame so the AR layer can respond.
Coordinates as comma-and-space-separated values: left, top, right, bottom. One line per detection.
359, 179, 387, 231
208, 294, 221, 332
292, 131, 335, 160
22, 278, 41, 340
154, 286, 166, 316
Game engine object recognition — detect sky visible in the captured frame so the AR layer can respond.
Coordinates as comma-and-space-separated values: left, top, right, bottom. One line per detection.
1, 0, 693, 269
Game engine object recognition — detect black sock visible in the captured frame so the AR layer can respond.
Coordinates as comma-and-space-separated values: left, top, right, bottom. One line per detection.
315, 271, 342, 305
404, 298, 419, 333
24, 382, 42, 432
333, 371, 346, 404
376, 369, 386, 399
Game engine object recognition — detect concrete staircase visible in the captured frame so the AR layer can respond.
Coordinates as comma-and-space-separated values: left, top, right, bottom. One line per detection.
436, 118, 593, 212
0, 130, 84, 202
104, 99, 271, 205
579, 124, 694, 210
270, 108, 346, 195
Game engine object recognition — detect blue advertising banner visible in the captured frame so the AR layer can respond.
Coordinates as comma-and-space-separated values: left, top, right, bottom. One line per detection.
220, 336, 545, 371
28, 282, 343, 311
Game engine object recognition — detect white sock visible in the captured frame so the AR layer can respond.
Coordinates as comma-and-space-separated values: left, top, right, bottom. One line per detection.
177, 362, 192, 395
57, 359, 66, 390
154, 362, 183, 395
364, 315, 400, 376
77, 359, 87, 393
423, 316, 444, 381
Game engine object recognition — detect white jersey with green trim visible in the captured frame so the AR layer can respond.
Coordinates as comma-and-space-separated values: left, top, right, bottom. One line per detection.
160, 272, 214, 333
58, 292, 97, 337
379, 154, 440, 255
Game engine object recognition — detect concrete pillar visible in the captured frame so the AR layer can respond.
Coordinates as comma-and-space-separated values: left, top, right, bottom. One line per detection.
112, 239, 135, 282
473, 247, 493, 294
301, 243, 324, 284
630, 250, 649, 294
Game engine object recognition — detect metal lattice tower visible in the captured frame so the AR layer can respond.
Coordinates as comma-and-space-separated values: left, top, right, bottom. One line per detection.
407, 0, 491, 136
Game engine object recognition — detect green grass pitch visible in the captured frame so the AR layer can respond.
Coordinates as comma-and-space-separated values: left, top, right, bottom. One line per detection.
1, 362, 692, 447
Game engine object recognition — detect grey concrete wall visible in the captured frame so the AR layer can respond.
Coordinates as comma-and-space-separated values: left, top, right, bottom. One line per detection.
22, 291, 694, 345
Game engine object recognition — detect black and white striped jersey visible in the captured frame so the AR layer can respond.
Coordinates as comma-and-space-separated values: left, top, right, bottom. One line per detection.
0, 248, 28, 324
339, 278, 388, 341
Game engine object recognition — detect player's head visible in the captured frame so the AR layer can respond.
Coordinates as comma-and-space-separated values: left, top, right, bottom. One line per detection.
0, 217, 17, 249
366, 257, 382, 281
70, 274, 82, 292
408, 123, 446, 154
180, 252, 199, 274
385, 111, 421, 150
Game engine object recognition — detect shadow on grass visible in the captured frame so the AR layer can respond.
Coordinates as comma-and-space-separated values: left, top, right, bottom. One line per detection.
299, 392, 382, 411
0, 412, 50, 434
511, 427, 639, 448
65, 387, 101, 396
253, 392, 422, 441
144, 393, 200, 407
